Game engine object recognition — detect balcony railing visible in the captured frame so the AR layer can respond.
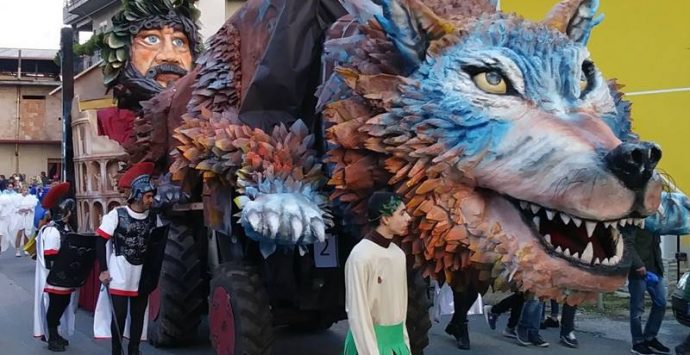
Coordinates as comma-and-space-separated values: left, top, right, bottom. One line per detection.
63, 0, 116, 25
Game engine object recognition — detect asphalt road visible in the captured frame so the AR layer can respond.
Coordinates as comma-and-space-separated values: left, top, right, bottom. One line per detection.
0, 249, 686, 355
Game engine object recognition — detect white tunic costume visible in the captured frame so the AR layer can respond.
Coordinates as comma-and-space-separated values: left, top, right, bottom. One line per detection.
17, 193, 38, 236
32, 223, 78, 339
344, 235, 410, 355
0, 191, 20, 252
93, 206, 150, 339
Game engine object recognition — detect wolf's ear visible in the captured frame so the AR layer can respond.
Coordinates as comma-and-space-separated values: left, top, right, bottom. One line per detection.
543, 0, 604, 45
371, 0, 455, 72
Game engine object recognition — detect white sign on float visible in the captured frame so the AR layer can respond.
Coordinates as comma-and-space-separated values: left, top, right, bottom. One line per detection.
314, 234, 338, 268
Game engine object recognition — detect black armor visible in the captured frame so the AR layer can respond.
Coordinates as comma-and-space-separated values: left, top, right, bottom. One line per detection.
112, 208, 156, 265
45, 223, 97, 288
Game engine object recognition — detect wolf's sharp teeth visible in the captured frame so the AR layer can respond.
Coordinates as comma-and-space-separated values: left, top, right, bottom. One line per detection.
560, 213, 571, 225
632, 219, 641, 227
533, 216, 540, 229
544, 234, 552, 244
572, 217, 582, 227
616, 238, 624, 257
530, 204, 541, 214
640, 219, 645, 229
619, 219, 627, 227
611, 255, 620, 264
520, 201, 528, 210
585, 221, 597, 238
545, 210, 555, 220
604, 221, 613, 229
602, 258, 611, 266
564, 248, 571, 257
594, 257, 601, 265
556, 246, 563, 253
581, 242, 594, 263
628, 218, 636, 226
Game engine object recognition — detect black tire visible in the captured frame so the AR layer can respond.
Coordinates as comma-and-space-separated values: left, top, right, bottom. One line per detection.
209, 262, 274, 355
147, 222, 204, 347
406, 269, 432, 355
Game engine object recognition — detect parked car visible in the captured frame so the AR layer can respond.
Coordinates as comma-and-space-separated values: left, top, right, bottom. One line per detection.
672, 272, 690, 327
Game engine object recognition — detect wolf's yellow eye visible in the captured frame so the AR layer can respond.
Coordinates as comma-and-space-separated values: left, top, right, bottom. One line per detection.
473, 71, 507, 94
579, 72, 588, 92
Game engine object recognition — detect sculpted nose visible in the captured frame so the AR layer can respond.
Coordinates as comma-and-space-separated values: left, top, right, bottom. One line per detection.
605, 142, 661, 190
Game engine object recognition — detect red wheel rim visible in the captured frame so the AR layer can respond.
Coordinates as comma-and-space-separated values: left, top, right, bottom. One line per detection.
210, 286, 235, 355
148, 287, 161, 321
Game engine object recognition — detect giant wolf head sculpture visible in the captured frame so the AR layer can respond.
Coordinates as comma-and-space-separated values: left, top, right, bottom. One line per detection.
169, 0, 666, 303
322, 0, 664, 303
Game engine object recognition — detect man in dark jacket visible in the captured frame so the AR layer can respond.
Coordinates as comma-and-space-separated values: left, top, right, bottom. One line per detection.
627, 227, 670, 355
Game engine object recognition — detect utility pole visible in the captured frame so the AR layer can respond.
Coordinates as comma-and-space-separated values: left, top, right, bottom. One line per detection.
61, 27, 75, 195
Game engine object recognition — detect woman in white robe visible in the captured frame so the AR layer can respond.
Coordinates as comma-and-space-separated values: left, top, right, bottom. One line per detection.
16, 189, 38, 256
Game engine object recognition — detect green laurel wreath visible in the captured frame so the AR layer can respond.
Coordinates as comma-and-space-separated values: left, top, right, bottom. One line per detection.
100, 0, 202, 87
379, 195, 403, 217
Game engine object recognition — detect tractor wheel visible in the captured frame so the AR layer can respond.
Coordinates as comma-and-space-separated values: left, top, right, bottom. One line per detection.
209, 262, 274, 355
148, 222, 204, 347
406, 269, 432, 355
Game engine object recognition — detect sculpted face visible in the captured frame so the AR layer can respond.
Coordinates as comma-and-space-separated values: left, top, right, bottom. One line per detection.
130, 26, 193, 88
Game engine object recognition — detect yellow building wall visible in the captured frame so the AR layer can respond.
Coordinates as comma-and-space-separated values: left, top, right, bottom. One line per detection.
501, 1, 690, 245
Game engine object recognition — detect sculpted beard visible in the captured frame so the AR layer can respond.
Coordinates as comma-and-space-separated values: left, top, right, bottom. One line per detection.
117, 63, 188, 104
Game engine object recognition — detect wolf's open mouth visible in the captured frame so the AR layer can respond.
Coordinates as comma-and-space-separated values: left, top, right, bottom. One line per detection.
510, 198, 643, 268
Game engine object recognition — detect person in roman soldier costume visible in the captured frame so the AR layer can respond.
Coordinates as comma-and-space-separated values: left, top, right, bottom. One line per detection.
93, 162, 167, 355
33, 182, 95, 352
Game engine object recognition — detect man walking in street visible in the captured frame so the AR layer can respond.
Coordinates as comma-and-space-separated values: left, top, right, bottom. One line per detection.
484, 292, 524, 339
516, 295, 550, 348
627, 226, 671, 355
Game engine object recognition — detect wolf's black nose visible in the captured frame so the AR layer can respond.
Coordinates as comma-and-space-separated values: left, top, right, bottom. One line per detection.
605, 142, 661, 190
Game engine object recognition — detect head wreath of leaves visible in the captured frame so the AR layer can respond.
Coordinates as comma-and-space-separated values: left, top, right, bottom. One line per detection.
378, 195, 403, 219
99, 0, 203, 87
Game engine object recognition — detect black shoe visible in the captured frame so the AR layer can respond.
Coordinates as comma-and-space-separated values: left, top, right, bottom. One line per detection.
445, 323, 460, 340
456, 322, 470, 350
56, 335, 69, 347
646, 338, 670, 354
516, 329, 531, 347
502, 327, 517, 339
128, 345, 141, 355
632, 343, 655, 355
560, 331, 579, 348
530, 334, 550, 348
47, 339, 66, 352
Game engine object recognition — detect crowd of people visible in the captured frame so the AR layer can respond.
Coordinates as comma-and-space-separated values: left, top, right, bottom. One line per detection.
0, 172, 54, 257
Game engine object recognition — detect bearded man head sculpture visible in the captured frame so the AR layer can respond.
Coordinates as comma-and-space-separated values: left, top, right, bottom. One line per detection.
100, 0, 202, 109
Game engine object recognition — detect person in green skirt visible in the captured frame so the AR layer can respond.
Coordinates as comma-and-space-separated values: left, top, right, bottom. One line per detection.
343, 191, 413, 355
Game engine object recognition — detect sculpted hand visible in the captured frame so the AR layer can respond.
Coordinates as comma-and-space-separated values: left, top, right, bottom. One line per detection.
99, 271, 111, 285
153, 173, 189, 208
240, 193, 328, 245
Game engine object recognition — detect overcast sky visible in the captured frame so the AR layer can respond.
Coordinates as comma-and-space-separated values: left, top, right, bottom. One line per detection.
0, 0, 64, 49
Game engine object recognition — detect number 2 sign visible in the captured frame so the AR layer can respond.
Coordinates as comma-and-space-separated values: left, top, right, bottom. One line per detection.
314, 234, 338, 268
